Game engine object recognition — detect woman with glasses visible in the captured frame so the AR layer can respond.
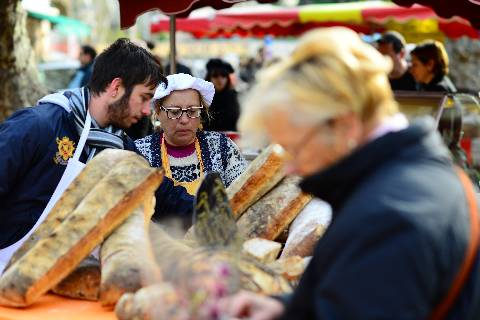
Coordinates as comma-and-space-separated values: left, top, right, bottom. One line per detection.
203, 58, 241, 132
218, 28, 480, 319
135, 73, 247, 206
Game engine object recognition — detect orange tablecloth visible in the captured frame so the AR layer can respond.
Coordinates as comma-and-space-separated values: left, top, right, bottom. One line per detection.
0, 294, 116, 320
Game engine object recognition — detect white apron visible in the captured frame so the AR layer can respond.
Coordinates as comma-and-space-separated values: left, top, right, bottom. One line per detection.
0, 112, 92, 274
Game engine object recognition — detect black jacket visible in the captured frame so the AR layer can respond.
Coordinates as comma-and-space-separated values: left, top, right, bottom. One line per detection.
419, 74, 457, 93
205, 89, 240, 132
281, 118, 480, 319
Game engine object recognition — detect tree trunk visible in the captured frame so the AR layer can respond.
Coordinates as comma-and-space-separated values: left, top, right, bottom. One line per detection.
0, 0, 47, 123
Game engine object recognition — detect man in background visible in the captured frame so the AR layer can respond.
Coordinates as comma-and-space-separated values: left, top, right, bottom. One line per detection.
68, 45, 97, 89
376, 31, 416, 91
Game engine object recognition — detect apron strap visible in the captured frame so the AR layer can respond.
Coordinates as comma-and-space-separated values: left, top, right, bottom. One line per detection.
429, 167, 480, 319
72, 112, 91, 161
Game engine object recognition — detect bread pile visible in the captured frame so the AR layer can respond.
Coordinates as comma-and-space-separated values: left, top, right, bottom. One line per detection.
0, 150, 164, 308
229, 144, 331, 265
114, 144, 331, 320
0, 144, 331, 319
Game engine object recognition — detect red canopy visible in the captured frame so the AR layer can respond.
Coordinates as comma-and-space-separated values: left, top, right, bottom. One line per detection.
392, 0, 480, 28
118, 0, 275, 29
150, 3, 478, 39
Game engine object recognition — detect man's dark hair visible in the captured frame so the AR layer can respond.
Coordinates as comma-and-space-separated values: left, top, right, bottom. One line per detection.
88, 38, 165, 97
81, 45, 97, 60
377, 31, 406, 54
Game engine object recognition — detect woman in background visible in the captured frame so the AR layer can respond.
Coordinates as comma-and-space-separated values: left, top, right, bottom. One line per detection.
203, 58, 241, 132
410, 40, 457, 92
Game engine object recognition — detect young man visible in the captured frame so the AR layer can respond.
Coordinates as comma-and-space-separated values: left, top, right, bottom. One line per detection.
376, 31, 417, 91
0, 39, 192, 256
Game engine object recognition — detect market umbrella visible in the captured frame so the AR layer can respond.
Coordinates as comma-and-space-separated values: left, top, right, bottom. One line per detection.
117, 0, 276, 73
392, 0, 480, 28
150, 1, 478, 40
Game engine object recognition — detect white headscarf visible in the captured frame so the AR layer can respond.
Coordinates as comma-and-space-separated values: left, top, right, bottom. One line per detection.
152, 73, 215, 105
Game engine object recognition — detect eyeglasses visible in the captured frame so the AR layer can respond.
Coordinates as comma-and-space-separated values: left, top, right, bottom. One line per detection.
160, 106, 203, 119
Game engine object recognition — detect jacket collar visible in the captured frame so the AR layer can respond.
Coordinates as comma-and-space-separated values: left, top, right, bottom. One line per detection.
299, 117, 444, 211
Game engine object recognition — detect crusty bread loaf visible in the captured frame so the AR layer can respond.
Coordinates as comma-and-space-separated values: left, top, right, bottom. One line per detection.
227, 144, 286, 219
51, 256, 100, 301
242, 238, 282, 263
115, 283, 187, 320
4, 149, 138, 272
100, 196, 160, 308
268, 256, 310, 282
237, 176, 312, 241
280, 199, 331, 258
0, 155, 164, 307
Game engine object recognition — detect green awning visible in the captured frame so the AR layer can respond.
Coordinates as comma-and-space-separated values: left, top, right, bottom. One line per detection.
28, 11, 91, 37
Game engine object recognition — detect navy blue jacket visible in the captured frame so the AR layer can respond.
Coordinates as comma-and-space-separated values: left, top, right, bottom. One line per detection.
0, 103, 193, 249
281, 118, 480, 319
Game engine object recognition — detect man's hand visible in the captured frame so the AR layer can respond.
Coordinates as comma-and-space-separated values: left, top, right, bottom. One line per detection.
218, 291, 285, 320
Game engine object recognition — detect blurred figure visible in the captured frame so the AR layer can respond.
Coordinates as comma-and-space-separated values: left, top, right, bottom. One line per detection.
410, 40, 457, 92
165, 54, 192, 75
204, 58, 240, 132
219, 27, 480, 320
376, 31, 416, 90
146, 40, 164, 73
68, 45, 97, 89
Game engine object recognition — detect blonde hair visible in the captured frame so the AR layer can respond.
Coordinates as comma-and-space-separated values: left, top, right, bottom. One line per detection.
239, 27, 398, 145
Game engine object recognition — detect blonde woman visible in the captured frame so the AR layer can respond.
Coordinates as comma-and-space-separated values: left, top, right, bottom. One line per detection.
219, 28, 479, 319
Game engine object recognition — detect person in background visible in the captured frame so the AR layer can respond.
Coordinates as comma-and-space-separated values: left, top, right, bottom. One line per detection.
0, 39, 194, 271
376, 31, 416, 91
218, 27, 480, 320
410, 40, 457, 92
203, 58, 241, 132
146, 40, 164, 73
135, 73, 247, 222
165, 55, 192, 75
68, 45, 97, 89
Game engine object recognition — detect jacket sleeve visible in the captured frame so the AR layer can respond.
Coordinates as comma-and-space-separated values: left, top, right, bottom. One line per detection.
282, 210, 441, 320
0, 109, 45, 199
152, 177, 194, 220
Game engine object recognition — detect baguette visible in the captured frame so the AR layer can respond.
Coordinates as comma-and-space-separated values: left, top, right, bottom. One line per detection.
227, 144, 286, 219
0, 155, 164, 307
237, 176, 312, 241
242, 238, 282, 263
280, 199, 331, 258
4, 149, 137, 271
115, 283, 188, 320
99, 196, 160, 308
51, 256, 100, 301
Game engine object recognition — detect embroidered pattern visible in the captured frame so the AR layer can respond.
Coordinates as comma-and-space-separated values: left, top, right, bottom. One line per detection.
53, 136, 75, 165
135, 131, 247, 187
